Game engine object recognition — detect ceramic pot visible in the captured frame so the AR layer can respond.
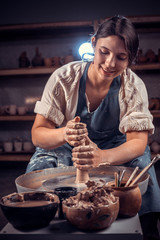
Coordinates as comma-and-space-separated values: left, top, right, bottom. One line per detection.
3, 141, 13, 152
14, 141, 22, 152
17, 106, 27, 115
44, 58, 52, 67
23, 141, 34, 152
0, 191, 59, 229
54, 186, 77, 219
5, 105, 17, 115
62, 197, 119, 230
107, 181, 142, 217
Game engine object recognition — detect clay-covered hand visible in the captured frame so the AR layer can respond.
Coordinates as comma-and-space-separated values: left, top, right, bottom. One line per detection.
64, 116, 88, 147
72, 136, 103, 170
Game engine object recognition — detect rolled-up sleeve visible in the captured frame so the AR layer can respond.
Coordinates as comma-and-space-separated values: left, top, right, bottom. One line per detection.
119, 69, 154, 135
34, 61, 88, 126
34, 72, 66, 126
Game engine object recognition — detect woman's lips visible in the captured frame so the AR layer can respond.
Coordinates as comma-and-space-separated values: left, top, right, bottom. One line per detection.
101, 67, 115, 76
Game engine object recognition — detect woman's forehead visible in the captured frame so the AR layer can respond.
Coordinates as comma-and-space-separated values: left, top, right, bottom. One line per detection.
97, 36, 128, 54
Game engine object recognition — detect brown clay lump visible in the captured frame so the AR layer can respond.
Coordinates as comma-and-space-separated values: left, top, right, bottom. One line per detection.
63, 180, 117, 209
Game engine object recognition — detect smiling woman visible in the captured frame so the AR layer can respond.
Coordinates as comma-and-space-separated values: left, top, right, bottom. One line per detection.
26, 15, 160, 240
86, 35, 129, 102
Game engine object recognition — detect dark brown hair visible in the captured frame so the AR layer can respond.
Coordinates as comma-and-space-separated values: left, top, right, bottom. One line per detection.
93, 15, 139, 66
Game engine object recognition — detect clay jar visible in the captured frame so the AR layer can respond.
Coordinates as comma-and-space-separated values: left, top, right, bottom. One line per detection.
3, 141, 13, 152
62, 197, 119, 230
17, 106, 27, 115
5, 105, 17, 115
23, 141, 34, 152
54, 187, 77, 219
107, 182, 142, 217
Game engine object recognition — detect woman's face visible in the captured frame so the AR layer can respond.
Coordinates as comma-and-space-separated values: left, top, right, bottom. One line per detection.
92, 35, 129, 82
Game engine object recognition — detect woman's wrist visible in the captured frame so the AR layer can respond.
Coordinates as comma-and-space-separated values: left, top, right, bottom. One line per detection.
99, 149, 112, 166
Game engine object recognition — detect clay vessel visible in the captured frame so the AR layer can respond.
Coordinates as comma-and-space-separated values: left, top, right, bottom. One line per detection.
107, 181, 142, 217
32, 47, 43, 66
62, 197, 119, 230
54, 186, 77, 219
0, 191, 59, 229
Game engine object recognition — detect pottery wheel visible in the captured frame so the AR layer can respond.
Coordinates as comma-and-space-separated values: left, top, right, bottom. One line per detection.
42, 172, 115, 191
15, 165, 149, 195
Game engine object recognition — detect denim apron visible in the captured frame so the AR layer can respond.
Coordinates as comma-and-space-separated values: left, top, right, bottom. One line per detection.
26, 63, 160, 216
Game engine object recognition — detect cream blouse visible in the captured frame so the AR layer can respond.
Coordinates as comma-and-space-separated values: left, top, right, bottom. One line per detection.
34, 61, 154, 134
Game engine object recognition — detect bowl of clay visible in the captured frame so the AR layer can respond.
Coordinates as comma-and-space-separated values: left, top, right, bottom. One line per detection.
0, 191, 59, 229
62, 180, 119, 230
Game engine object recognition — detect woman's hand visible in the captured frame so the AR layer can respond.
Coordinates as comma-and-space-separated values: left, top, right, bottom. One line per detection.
72, 136, 103, 170
64, 116, 88, 147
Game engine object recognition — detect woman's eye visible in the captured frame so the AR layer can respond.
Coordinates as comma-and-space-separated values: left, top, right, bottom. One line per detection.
117, 55, 128, 61
100, 49, 109, 55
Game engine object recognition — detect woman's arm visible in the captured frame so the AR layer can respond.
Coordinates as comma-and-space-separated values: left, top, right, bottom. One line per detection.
31, 114, 66, 150
101, 131, 148, 165
72, 131, 148, 170
32, 114, 87, 150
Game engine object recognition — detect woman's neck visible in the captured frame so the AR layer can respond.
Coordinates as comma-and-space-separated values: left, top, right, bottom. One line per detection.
87, 62, 112, 90
85, 63, 111, 112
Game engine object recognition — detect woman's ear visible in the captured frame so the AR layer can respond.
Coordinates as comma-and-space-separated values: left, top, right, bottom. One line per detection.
91, 36, 96, 49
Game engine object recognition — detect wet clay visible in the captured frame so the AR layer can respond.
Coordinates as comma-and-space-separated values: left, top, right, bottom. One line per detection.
62, 180, 119, 230
2, 192, 57, 208
75, 169, 89, 183
4, 200, 52, 207
74, 117, 90, 183
63, 180, 117, 209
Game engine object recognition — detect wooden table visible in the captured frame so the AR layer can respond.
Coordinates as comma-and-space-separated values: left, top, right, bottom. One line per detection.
0, 214, 143, 240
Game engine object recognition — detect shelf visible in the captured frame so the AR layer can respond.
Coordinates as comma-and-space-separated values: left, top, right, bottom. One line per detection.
0, 20, 94, 41
0, 153, 32, 161
0, 115, 35, 121
0, 112, 159, 122
0, 63, 159, 77
151, 110, 160, 118
128, 15, 160, 33
0, 16, 160, 42
1, 16, 159, 33
131, 63, 160, 71
0, 20, 93, 32
100, 15, 160, 33
0, 67, 58, 76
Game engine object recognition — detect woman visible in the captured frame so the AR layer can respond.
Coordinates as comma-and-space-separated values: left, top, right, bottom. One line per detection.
26, 16, 160, 239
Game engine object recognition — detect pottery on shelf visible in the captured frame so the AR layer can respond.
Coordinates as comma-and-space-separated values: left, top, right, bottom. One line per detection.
32, 47, 43, 66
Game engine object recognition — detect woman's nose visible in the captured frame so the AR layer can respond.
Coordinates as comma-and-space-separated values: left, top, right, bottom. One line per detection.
105, 55, 116, 68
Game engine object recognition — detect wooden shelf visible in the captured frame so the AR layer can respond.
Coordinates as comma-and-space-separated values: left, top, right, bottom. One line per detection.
100, 15, 160, 33
0, 16, 159, 42
0, 112, 159, 122
128, 15, 160, 33
0, 20, 93, 32
1, 16, 159, 33
0, 20, 94, 41
0, 115, 35, 121
131, 63, 160, 71
0, 63, 159, 77
0, 153, 32, 161
151, 110, 160, 118
0, 67, 58, 76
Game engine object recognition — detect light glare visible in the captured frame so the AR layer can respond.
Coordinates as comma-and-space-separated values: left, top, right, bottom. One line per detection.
78, 42, 94, 60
